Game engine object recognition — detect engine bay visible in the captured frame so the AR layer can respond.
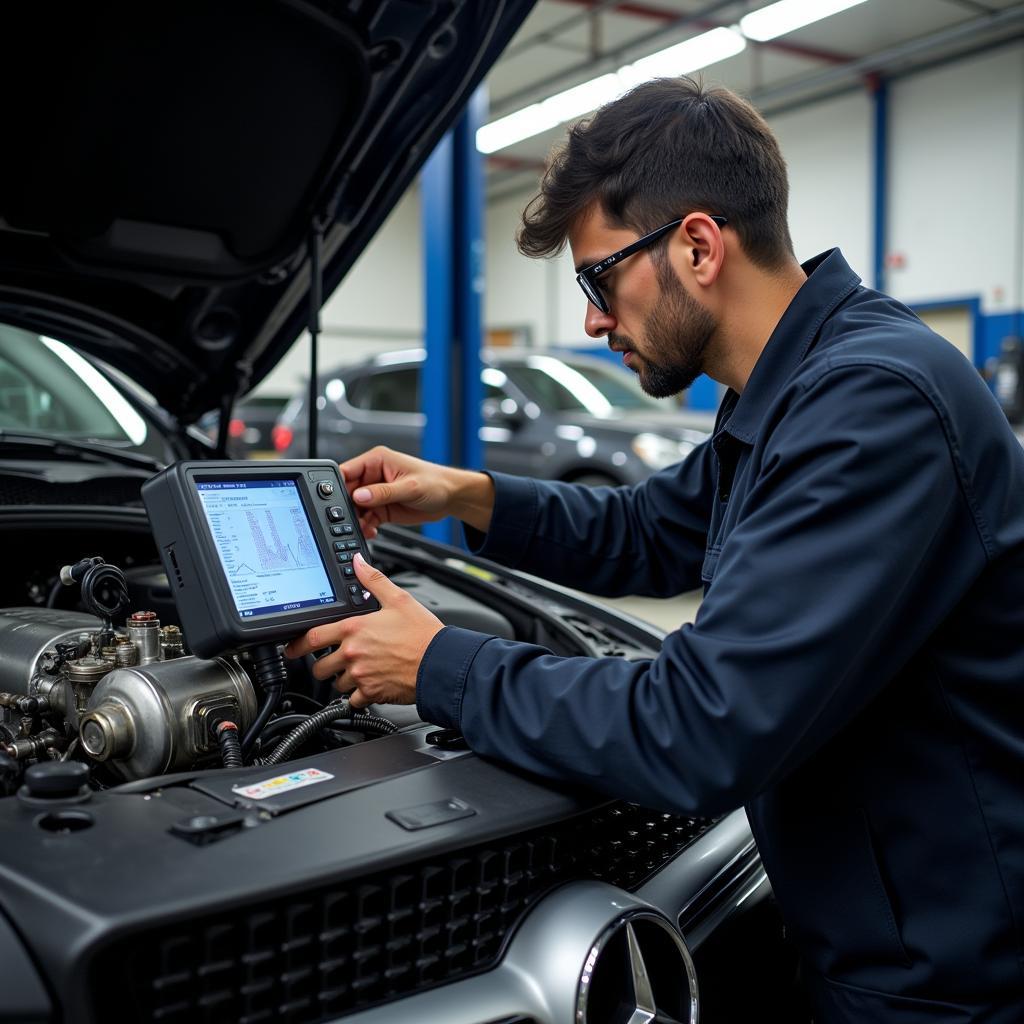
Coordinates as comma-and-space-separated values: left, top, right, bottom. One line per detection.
0, 551, 521, 794
0, 520, 653, 801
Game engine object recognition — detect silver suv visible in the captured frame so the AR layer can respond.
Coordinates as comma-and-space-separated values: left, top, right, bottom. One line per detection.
275, 349, 712, 486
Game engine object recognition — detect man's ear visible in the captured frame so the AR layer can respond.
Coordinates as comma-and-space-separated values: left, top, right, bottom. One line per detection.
677, 212, 725, 286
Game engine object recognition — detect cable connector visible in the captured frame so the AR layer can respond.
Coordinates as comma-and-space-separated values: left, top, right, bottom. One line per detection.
215, 721, 243, 768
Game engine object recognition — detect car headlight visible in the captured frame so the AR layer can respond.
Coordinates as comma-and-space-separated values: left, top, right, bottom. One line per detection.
631, 432, 691, 469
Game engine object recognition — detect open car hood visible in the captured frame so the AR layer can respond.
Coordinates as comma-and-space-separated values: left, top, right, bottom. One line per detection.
0, 0, 534, 423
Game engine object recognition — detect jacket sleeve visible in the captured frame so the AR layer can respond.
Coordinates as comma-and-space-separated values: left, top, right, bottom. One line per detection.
462, 437, 716, 598
417, 365, 989, 816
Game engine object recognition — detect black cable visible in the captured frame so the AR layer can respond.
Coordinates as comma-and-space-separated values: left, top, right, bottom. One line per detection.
328, 714, 399, 738
282, 691, 322, 712
242, 644, 288, 756
255, 704, 399, 758
260, 699, 353, 766
351, 710, 399, 735
260, 705, 400, 766
258, 713, 311, 743
216, 722, 243, 768
61, 557, 130, 630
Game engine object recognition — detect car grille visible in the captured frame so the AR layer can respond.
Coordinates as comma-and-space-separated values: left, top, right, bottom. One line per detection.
91, 804, 715, 1024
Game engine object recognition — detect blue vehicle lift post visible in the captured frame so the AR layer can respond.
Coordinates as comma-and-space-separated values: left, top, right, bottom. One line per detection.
421, 89, 486, 545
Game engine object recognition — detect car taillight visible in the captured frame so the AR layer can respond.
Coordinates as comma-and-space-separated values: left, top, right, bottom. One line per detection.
228, 418, 246, 438
272, 424, 293, 452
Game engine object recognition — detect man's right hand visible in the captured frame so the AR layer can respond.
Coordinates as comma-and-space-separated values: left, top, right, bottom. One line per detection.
339, 446, 496, 539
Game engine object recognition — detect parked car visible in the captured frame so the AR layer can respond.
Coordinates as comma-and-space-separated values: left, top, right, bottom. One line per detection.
0, 323, 211, 473
274, 349, 712, 485
0, 4, 804, 1024
199, 394, 291, 459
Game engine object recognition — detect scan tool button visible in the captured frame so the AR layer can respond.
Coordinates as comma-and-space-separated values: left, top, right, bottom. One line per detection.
336, 552, 352, 563
330, 525, 345, 536
317, 481, 336, 499
326, 506, 346, 522
343, 566, 355, 577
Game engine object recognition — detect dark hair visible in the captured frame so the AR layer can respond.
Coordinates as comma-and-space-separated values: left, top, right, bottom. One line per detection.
517, 76, 794, 270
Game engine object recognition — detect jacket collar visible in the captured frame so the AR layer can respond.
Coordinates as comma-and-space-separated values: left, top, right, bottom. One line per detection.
719, 248, 861, 444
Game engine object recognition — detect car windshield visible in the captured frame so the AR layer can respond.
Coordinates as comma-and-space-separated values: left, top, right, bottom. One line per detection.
0, 323, 148, 447
501, 355, 664, 417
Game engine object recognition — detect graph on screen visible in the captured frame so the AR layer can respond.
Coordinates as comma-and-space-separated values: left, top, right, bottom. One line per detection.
196, 480, 336, 617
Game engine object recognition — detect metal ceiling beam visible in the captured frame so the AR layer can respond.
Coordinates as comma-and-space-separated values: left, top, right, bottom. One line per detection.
749, 1, 1024, 109
551, 0, 855, 65
503, 0, 622, 58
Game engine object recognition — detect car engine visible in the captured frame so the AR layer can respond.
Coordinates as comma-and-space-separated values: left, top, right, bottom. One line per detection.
0, 604, 258, 781
0, 554, 414, 793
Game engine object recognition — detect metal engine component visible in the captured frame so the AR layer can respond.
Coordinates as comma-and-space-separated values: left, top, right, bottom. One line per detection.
80, 657, 256, 780
127, 611, 161, 665
0, 609, 102, 695
160, 626, 185, 660
3, 729, 61, 762
114, 636, 139, 667
60, 654, 116, 728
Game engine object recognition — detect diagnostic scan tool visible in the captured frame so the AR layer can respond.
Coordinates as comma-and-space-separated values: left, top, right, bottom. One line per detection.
142, 461, 378, 658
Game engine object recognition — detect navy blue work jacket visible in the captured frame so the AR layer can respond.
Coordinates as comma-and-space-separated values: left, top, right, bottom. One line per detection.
416, 250, 1024, 1022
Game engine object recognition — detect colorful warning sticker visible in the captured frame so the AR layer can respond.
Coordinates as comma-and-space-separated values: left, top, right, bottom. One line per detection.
232, 767, 334, 801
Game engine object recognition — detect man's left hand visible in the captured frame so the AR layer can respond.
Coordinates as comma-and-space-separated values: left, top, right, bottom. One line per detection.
283, 553, 444, 709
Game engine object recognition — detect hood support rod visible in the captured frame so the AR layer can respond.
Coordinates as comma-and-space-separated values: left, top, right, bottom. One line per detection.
307, 225, 323, 459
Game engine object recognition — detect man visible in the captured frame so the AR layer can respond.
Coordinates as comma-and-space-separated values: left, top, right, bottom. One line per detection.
286, 78, 1024, 1021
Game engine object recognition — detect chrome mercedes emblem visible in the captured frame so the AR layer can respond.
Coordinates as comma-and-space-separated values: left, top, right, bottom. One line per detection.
577, 911, 699, 1024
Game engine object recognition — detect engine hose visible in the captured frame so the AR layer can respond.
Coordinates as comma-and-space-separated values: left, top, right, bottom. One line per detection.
261, 699, 353, 766
351, 711, 399, 735
259, 714, 311, 742
324, 716, 399, 742
76, 561, 130, 622
241, 644, 287, 756
216, 722, 243, 768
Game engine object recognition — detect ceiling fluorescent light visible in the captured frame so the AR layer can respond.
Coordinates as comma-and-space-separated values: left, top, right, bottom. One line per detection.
621, 27, 746, 85
477, 27, 746, 154
740, 0, 869, 43
477, 74, 621, 154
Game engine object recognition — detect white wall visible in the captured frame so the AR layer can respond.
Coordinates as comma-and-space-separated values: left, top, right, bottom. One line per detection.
258, 188, 424, 396
485, 192, 584, 347
769, 91, 873, 278
887, 43, 1024, 315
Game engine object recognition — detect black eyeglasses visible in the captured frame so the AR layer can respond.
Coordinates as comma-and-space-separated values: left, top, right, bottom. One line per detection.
576, 215, 728, 314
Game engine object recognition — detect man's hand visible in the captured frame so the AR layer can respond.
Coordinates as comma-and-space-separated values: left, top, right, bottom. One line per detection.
340, 445, 495, 538
283, 553, 444, 708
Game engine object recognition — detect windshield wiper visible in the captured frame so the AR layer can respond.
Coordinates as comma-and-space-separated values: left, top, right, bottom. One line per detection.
0, 431, 164, 472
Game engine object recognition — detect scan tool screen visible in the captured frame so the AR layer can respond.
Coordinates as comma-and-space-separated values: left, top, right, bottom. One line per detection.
196, 479, 336, 617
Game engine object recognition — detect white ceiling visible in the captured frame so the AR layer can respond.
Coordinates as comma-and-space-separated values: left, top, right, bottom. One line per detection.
483, 0, 1024, 199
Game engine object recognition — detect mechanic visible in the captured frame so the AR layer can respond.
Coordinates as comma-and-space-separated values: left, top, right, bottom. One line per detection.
285, 77, 1024, 1022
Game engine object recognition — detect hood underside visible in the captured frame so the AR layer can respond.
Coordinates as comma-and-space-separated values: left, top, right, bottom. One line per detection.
0, 0, 534, 422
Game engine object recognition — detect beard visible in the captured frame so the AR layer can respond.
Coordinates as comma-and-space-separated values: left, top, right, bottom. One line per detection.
610, 263, 716, 398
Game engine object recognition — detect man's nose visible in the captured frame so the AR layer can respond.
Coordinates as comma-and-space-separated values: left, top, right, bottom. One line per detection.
584, 301, 616, 338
